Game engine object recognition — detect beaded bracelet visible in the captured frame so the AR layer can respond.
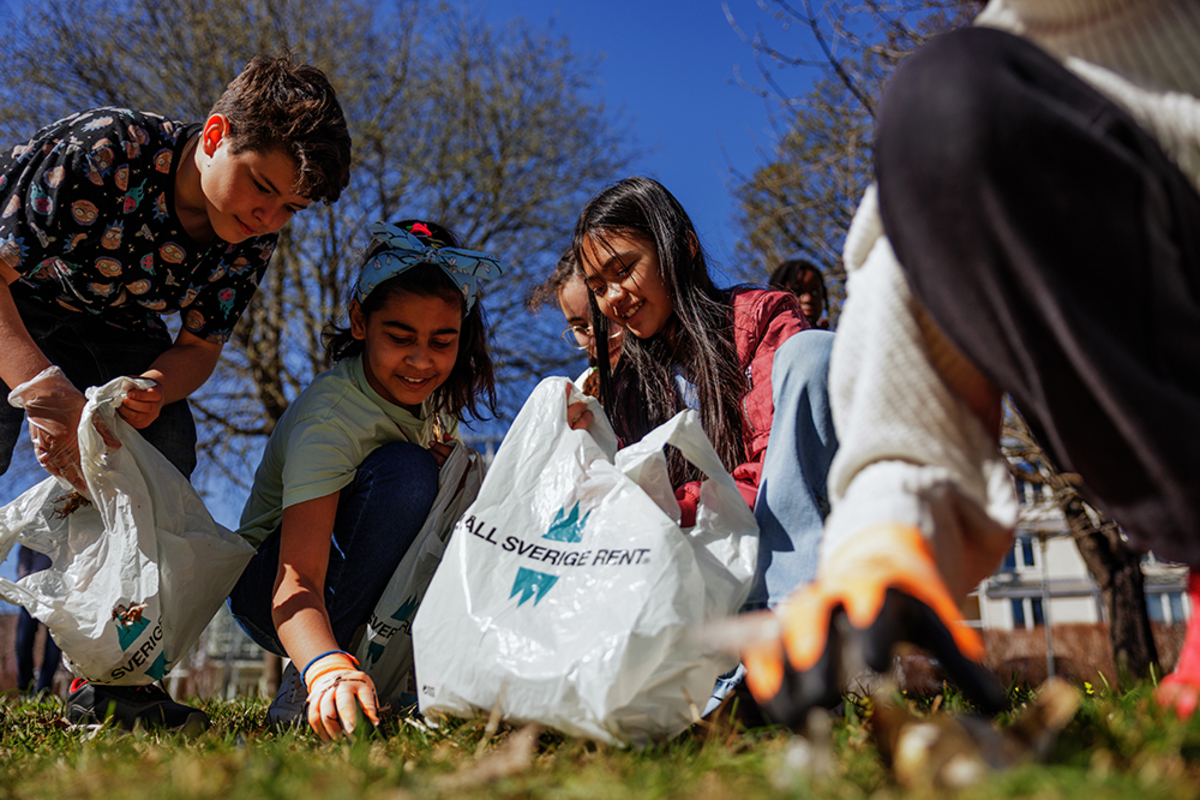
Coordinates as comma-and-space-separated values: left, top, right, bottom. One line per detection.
301, 649, 358, 686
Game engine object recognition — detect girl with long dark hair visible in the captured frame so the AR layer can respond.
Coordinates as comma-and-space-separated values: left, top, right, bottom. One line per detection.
568, 176, 837, 617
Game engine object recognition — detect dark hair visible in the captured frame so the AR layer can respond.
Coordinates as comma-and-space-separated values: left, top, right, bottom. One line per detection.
573, 177, 746, 483
528, 248, 580, 312
323, 220, 497, 422
209, 53, 352, 204
769, 258, 827, 306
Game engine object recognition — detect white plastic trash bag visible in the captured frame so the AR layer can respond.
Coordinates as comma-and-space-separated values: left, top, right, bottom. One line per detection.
355, 441, 485, 707
412, 378, 758, 744
0, 376, 255, 685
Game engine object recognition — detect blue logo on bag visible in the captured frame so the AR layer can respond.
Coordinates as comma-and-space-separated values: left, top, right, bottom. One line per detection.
110, 603, 166, 681
506, 502, 592, 606
542, 503, 590, 543
391, 594, 420, 624
364, 594, 421, 666
510, 567, 559, 607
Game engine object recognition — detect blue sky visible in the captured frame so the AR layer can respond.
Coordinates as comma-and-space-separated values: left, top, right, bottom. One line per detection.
484, 0, 804, 282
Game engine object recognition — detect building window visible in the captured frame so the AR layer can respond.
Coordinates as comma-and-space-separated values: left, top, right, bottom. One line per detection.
1014, 460, 1044, 505
1148, 592, 1188, 624
1002, 536, 1038, 573
1010, 597, 1045, 629
1020, 538, 1036, 568
1169, 592, 1186, 624
1147, 594, 1165, 623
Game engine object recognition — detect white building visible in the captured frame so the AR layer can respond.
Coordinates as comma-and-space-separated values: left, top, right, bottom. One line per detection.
966, 476, 1190, 631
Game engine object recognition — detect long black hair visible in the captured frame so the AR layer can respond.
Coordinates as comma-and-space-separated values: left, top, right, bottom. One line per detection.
323, 219, 497, 422
572, 177, 746, 483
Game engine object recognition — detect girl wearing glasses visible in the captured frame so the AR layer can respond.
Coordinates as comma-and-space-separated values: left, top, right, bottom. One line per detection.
535, 249, 625, 397
567, 177, 837, 615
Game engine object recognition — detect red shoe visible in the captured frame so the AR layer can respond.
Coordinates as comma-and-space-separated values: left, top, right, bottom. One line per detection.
742, 524, 1006, 728
1156, 571, 1200, 717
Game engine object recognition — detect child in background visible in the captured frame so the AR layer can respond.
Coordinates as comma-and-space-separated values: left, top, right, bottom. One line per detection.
568, 176, 838, 614
228, 220, 502, 741
769, 259, 830, 330
532, 248, 624, 397
0, 53, 353, 731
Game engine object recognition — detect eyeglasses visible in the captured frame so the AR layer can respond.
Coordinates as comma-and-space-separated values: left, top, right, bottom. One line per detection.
561, 324, 623, 351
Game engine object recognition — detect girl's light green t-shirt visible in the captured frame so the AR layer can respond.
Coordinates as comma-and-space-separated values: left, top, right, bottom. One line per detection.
236, 355, 459, 548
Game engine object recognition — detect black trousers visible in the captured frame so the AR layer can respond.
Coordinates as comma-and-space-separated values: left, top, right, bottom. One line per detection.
875, 26, 1200, 567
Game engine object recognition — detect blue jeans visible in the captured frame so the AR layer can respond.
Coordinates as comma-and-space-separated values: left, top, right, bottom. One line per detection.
227, 441, 440, 657
0, 289, 198, 479
748, 329, 838, 607
707, 330, 838, 715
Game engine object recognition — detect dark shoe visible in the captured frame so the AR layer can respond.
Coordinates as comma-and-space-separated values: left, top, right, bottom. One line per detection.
66, 678, 209, 733
266, 662, 307, 728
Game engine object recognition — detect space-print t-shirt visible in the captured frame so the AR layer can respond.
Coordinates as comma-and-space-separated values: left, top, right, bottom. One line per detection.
0, 107, 277, 344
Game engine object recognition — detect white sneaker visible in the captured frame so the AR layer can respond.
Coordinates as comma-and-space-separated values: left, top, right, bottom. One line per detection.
267, 662, 307, 727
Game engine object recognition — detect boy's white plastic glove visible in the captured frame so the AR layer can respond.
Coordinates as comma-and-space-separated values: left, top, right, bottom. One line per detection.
303, 651, 380, 742
8, 366, 89, 492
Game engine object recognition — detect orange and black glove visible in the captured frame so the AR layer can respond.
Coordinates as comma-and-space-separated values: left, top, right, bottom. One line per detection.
742, 524, 1006, 728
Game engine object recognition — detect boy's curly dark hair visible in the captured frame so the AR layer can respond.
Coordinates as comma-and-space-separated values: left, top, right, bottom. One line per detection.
209, 53, 352, 204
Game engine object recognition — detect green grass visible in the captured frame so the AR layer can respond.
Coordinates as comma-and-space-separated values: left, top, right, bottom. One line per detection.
1, 682, 1199, 800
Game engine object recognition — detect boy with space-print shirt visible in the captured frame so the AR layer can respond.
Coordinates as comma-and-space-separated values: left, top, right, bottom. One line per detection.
0, 54, 352, 731
1, 108, 275, 348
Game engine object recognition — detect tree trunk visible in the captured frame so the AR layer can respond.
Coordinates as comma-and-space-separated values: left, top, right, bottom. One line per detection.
1064, 497, 1160, 686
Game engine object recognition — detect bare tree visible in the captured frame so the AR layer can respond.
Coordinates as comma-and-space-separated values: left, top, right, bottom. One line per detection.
0, 0, 635, 494
731, 0, 1161, 681
1004, 409, 1160, 682
725, 0, 973, 313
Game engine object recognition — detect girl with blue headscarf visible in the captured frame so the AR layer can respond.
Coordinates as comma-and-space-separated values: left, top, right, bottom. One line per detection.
228, 220, 502, 740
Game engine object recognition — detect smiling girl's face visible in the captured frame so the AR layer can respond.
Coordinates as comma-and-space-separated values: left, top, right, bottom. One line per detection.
579, 232, 674, 340
351, 290, 461, 413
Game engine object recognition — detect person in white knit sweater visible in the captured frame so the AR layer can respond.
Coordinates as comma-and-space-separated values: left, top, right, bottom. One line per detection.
740, 0, 1200, 725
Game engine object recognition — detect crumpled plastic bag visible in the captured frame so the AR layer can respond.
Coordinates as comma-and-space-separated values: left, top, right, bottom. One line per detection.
354, 440, 485, 707
0, 375, 255, 685
413, 377, 759, 744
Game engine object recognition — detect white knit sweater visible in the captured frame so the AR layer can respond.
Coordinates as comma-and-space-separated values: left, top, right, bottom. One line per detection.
823, 0, 1200, 596
978, 0, 1200, 193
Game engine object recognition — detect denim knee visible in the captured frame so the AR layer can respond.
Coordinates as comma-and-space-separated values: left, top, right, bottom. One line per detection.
354, 441, 439, 510
328, 441, 439, 571
774, 330, 834, 396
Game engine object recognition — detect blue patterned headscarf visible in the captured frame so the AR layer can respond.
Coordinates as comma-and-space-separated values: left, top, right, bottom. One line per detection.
356, 221, 506, 310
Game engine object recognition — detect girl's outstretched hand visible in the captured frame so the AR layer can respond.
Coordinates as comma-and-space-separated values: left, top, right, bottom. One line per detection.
428, 436, 455, 468
566, 381, 592, 431
303, 651, 381, 742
